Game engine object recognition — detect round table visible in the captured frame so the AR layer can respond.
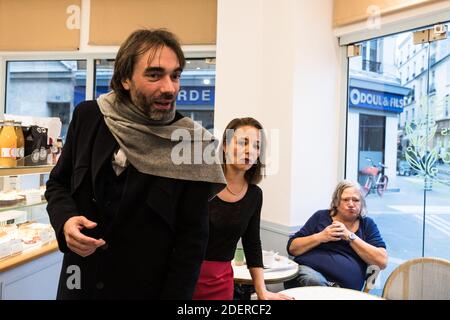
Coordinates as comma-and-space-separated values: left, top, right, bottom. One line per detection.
233, 255, 299, 285
279, 286, 384, 300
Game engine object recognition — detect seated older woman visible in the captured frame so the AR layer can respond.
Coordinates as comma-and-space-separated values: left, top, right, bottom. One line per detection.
286, 180, 388, 290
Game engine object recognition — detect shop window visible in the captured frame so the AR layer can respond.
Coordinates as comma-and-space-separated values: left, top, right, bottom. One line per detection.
94, 59, 115, 98
94, 58, 216, 130
5, 60, 87, 141
346, 22, 450, 296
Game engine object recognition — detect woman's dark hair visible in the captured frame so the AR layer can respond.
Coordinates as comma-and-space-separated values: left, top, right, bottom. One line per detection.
110, 28, 185, 102
219, 117, 266, 185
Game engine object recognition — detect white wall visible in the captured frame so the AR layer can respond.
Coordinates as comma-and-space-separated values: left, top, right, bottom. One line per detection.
215, 0, 450, 242
214, 0, 264, 127
290, 0, 341, 227
215, 0, 342, 237
347, 110, 360, 182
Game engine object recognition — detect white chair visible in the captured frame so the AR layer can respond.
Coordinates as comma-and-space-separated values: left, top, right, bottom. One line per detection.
382, 257, 450, 300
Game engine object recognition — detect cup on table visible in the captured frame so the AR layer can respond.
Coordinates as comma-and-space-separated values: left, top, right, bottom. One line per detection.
234, 247, 245, 266
263, 251, 277, 268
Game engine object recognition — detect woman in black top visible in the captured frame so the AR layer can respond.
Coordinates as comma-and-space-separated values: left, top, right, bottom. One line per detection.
193, 118, 292, 300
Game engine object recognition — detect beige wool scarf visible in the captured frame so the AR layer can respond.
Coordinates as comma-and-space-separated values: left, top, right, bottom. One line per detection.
97, 92, 226, 189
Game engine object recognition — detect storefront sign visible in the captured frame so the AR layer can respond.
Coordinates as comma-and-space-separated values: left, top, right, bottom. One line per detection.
78, 85, 215, 107
176, 86, 215, 106
349, 87, 406, 113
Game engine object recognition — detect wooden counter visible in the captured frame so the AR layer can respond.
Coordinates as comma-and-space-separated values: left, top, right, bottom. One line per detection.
0, 240, 59, 273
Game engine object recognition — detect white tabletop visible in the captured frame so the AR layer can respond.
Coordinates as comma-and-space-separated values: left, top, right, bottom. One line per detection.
232, 255, 299, 285
279, 286, 384, 300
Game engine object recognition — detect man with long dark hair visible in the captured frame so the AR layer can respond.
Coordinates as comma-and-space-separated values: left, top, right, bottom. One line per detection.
45, 29, 225, 299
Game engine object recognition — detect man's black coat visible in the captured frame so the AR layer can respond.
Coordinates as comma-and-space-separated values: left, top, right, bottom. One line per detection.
45, 101, 212, 299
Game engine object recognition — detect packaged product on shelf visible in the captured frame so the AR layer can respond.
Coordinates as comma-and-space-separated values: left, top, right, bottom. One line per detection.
14, 121, 25, 166
47, 139, 54, 165
4, 114, 62, 151
0, 221, 55, 259
49, 137, 63, 165
0, 241, 10, 259
9, 239, 23, 255
18, 222, 55, 245
0, 175, 20, 192
0, 210, 27, 226
17, 189, 42, 205
55, 138, 63, 163
0, 224, 23, 258
0, 224, 18, 243
24, 125, 48, 166
0, 120, 17, 168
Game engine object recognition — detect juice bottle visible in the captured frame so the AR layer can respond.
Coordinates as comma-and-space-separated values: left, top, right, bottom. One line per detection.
0, 120, 17, 167
14, 121, 25, 167
54, 138, 63, 164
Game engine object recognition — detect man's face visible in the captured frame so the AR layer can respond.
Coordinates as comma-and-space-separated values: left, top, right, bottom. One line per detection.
122, 45, 182, 122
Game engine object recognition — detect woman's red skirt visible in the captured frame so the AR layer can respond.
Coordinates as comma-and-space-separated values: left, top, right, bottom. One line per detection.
193, 260, 234, 300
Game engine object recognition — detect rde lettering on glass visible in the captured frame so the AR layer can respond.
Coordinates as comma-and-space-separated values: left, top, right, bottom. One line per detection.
176, 86, 214, 105
177, 89, 210, 101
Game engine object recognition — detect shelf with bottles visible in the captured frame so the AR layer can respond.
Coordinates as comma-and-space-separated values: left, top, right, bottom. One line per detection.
0, 119, 62, 171
0, 117, 61, 268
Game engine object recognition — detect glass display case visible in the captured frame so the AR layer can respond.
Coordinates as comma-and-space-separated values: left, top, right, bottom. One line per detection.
0, 165, 55, 260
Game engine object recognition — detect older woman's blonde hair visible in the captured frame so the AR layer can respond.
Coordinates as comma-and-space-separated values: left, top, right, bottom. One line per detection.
329, 180, 367, 217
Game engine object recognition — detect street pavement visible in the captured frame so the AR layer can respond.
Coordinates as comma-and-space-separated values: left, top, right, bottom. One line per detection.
363, 174, 450, 296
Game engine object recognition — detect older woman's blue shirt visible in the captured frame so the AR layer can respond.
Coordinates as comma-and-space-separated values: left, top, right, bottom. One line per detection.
287, 209, 386, 290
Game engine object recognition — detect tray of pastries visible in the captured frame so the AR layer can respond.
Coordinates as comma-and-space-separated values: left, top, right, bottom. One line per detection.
0, 192, 25, 207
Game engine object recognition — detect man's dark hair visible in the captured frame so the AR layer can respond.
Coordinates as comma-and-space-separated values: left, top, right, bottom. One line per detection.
110, 28, 185, 102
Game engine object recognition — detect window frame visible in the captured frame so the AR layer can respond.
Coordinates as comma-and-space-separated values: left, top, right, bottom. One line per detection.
0, 46, 216, 118
338, 9, 450, 180
338, 7, 450, 46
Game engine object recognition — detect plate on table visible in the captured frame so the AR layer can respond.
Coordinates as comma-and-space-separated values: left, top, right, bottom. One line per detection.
263, 256, 298, 272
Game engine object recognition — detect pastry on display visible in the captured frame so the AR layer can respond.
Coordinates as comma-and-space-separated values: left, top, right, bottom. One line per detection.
0, 224, 18, 245
18, 222, 55, 246
0, 191, 25, 207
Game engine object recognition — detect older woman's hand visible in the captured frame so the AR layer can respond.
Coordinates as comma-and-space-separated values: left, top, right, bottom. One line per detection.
318, 223, 346, 243
331, 221, 351, 241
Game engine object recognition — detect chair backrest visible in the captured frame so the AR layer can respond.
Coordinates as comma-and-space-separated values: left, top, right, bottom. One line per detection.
382, 257, 450, 300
